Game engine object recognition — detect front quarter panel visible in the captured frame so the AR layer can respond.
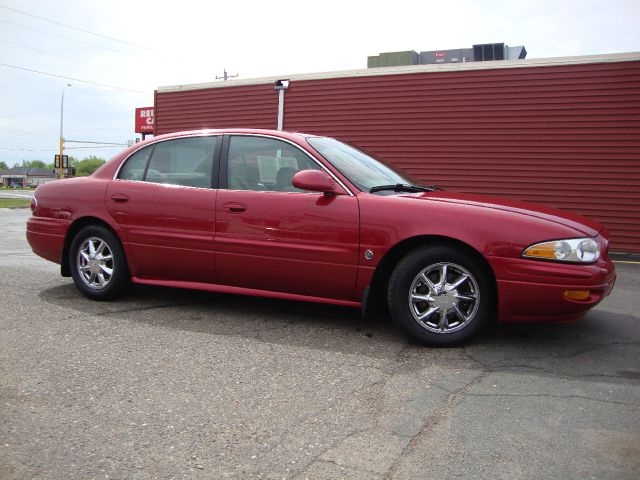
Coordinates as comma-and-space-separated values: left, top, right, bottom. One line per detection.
356, 192, 614, 322
357, 192, 585, 265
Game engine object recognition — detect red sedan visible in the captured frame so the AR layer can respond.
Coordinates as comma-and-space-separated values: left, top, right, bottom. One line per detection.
27, 129, 616, 346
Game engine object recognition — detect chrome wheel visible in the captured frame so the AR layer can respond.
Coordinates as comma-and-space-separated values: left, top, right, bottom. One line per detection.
76, 237, 114, 290
408, 262, 480, 334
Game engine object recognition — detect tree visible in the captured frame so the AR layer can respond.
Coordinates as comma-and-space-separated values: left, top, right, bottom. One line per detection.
76, 156, 106, 176
16, 160, 48, 169
0, 161, 8, 170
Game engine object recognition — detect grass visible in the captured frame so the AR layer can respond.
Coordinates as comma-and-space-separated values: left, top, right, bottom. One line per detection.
0, 198, 30, 208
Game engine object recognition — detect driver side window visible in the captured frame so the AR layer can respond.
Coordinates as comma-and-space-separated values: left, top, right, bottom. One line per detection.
227, 136, 320, 192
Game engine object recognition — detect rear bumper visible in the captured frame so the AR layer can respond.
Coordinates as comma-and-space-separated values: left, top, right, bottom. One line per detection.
26, 216, 69, 265
490, 254, 616, 323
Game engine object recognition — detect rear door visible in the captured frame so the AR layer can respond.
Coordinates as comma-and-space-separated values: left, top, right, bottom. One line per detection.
214, 134, 360, 300
106, 135, 221, 282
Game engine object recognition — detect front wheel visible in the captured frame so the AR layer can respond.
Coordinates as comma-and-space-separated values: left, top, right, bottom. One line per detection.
69, 225, 129, 300
387, 245, 493, 346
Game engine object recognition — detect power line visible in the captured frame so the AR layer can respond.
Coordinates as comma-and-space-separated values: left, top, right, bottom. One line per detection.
0, 146, 126, 152
0, 147, 54, 152
0, 39, 127, 75
0, 71, 61, 87
0, 63, 148, 94
0, 129, 53, 135
0, 19, 139, 57
67, 146, 128, 150
1, 17, 211, 78
0, 147, 61, 152
0, 4, 158, 52
66, 140, 129, 145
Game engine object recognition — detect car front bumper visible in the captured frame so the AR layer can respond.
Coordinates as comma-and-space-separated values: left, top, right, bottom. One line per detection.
490, 254, 616, 323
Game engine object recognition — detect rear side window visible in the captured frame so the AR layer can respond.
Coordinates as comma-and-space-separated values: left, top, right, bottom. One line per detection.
119, 147, 151, 181
118, 136, 220, 188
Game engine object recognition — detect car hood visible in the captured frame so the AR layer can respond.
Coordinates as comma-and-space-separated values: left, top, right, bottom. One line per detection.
404, 191, 602, 237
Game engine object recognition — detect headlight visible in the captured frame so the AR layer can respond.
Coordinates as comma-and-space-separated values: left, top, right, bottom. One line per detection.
523, 238, 600, 263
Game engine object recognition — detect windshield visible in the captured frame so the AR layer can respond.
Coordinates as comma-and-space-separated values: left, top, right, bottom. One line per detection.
306, 136, 418, 192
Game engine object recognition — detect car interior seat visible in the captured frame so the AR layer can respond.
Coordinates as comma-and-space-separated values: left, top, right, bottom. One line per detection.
275, 167, 298, 192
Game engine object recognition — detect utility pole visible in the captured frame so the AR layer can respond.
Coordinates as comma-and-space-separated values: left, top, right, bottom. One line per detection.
216, 69, 238, 81
59, 83, 71, 179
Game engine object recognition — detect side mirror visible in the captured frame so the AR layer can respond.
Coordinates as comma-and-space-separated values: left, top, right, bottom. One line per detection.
292, 170, 342, 195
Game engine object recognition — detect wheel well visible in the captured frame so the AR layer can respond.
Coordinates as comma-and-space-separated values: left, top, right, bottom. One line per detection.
60, 217, 120, 277
366, 235, 498, 314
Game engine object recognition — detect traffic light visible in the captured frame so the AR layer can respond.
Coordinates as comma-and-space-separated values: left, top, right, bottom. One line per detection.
54, 154, 69, 169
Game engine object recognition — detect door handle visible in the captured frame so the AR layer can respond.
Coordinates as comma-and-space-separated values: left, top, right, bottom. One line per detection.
223, 202, 247, 213
111, 194, 129, 203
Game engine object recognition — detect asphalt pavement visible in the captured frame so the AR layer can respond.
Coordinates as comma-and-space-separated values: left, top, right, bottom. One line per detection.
1, 208, 639, 479
0, 190, 35, 199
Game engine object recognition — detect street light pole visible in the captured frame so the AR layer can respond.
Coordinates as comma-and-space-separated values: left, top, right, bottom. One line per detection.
59, 84, 71, 179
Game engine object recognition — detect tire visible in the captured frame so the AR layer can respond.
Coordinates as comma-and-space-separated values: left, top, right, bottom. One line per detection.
387, 244, 492, 346
69, 225, 129, 300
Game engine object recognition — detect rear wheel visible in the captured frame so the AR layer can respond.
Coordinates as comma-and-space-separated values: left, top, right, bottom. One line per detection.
69, 225, 129, 300
388, 245, 492, 346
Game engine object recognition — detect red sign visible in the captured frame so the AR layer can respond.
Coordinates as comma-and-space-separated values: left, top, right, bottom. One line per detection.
434, 52, 445, 58
135, 107, 154, 133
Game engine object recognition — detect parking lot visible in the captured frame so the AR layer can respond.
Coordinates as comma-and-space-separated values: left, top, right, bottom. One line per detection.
1, 207, 639, 479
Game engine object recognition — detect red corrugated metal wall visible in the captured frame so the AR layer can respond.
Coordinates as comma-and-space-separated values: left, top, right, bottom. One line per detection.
154, 83, 278, 132
155, 60, 640, 253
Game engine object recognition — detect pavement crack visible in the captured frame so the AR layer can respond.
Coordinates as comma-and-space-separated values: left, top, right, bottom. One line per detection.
489, 342, 640, 364
290, 428, 369, 479
462, 342, 640, 371
462, 346, 493, 370
463, 392, 638, 407
383, 369, 491, 479
486, 363, 640, 382
558, 341, 640, 358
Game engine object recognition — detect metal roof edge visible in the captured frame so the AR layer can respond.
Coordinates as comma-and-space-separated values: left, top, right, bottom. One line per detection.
157, 52, 640, 93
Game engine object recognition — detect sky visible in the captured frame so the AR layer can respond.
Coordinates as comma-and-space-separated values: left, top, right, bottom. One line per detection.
1, 0, 639, 166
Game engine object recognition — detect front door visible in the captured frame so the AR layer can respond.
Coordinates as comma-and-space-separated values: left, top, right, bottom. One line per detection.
215, 135, 360, 300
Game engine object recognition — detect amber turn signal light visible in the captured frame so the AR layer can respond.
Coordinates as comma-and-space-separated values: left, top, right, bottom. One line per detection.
563, 290, 591, 301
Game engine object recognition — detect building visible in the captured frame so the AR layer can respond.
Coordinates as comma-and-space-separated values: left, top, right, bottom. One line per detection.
153, 52, 640, 253
367, 43, 527, 67
0, 167, 56, 187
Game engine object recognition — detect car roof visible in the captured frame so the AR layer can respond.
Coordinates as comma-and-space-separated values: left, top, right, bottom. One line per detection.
93, 128, 325, 180
150, 128, 312, 142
